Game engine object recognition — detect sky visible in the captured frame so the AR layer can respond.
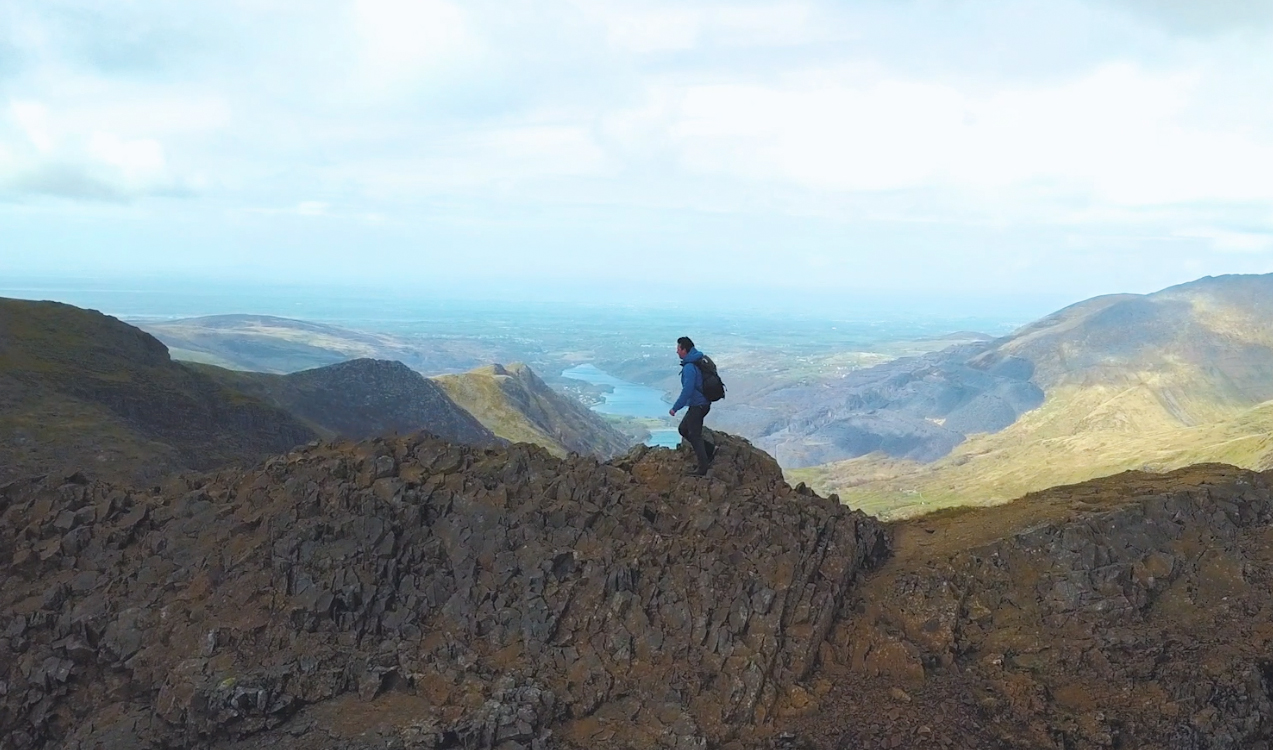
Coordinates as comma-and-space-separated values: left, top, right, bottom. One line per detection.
3, 0, 1273, 311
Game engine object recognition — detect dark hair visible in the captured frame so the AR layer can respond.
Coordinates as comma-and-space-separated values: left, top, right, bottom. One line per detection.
677, 336, 695, 350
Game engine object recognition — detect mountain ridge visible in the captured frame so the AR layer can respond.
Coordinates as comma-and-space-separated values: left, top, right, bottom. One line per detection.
434, 362, 635, 459
0, 298, 319, 484
192, 358, 498, 447
795, 272, 1273, 516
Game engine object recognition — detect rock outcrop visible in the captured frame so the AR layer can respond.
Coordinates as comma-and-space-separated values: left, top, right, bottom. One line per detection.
784, 464, 1273, 749
0, 432, 887, 749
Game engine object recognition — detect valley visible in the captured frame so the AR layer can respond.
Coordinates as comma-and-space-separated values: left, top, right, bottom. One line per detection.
15, 274, 1273, 520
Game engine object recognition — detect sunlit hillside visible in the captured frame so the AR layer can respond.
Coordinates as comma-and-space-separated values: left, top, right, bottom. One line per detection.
434, 363, 634, 459
792, 275, 1273, 518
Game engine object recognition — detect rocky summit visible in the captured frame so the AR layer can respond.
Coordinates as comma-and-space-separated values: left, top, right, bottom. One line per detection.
0, 432, 886, 749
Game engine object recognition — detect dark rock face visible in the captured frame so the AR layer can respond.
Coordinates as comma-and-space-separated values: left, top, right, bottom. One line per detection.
0, 432, 887, 749
791, 465, 1273, 749
254, 358, 497, 446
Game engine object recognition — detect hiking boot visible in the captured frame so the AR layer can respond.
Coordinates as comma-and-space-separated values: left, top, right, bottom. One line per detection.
705, 443, 717, 463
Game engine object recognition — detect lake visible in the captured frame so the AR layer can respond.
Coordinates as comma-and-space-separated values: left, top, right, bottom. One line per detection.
561, 364, 681, 448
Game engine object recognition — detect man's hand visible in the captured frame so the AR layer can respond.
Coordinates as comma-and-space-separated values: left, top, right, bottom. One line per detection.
669, 408, 677, 417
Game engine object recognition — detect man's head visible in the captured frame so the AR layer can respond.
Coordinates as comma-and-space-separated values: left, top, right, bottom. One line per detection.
676, 336, 694, 358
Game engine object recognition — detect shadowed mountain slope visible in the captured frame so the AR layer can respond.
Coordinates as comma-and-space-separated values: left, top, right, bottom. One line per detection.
434, 363, 634, 459
193, 358, 497, 446
710, 341, 1044, 468
795, 273, 1273, 516
0, 299, 317, 484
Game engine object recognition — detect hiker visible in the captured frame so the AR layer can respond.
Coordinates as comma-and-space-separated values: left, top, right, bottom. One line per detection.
669, 336, 719, 476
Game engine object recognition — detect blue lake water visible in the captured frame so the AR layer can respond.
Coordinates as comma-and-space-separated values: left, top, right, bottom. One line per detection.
561, 364, 681, 448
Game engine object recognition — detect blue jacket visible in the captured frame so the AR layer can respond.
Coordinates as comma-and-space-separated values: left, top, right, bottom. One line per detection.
672, 347, 710, 412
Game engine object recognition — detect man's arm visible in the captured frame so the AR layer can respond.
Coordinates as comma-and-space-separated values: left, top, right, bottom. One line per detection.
670, 365, 695, 414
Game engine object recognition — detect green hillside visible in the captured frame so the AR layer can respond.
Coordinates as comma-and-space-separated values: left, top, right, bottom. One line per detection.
434, 363, 634, 459
0, 298, 317, 484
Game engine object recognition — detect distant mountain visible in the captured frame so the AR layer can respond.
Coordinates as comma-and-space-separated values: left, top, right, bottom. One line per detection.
195, 358, 497, 446
138, 314, 500, 374
434, 363, 635, 459
710, 342, 1044, 468
0, 299, 317, 483
792, 273, 1273, 517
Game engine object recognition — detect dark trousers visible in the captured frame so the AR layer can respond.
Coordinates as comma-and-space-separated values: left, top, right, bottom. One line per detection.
678, 404, 714, 472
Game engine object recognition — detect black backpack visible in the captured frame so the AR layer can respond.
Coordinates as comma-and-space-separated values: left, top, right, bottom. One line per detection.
693, 356, 726, 402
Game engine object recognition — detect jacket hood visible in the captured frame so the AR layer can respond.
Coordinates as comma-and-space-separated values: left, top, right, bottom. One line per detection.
681, 347, 705, 364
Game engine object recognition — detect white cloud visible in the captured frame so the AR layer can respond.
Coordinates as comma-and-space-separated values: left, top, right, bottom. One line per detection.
1, 99, 192, 200
11, 101, 54, 152
87, 132, 166, 183
634, 62, 1273, 208
575, 1, 828, 54
1175, 227, 1273, 253
296, 200, 329, 216
5, 0, 1273, 293
351, 0, 478, 93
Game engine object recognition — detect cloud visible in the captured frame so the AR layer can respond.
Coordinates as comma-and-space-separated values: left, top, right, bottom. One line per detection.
3, 0, 1273, 296
296, 201, 329, 216
7, 162, 131, 201
349, 0, 482, 97
1110, 0, 1273, 36
0, 99, 195, 201
1175, 227, 1273, 253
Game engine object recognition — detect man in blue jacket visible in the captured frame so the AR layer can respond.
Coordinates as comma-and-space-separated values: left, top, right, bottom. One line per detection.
669, 336, 716, 476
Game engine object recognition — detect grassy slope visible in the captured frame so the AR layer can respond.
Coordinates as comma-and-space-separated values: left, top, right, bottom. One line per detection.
435, 368, 561, 453
434, 364, 633, 459
0, 299, 317, 484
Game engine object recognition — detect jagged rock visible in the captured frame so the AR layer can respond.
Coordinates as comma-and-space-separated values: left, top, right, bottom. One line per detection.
0, 431, 886, 749
797, 464, 1273, 749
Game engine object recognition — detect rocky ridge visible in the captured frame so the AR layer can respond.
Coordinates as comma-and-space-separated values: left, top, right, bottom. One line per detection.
4, 425, 1273, 748
0, 432, 886, 749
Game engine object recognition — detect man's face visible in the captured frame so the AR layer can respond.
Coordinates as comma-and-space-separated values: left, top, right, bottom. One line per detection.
676, 344, 687, 358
